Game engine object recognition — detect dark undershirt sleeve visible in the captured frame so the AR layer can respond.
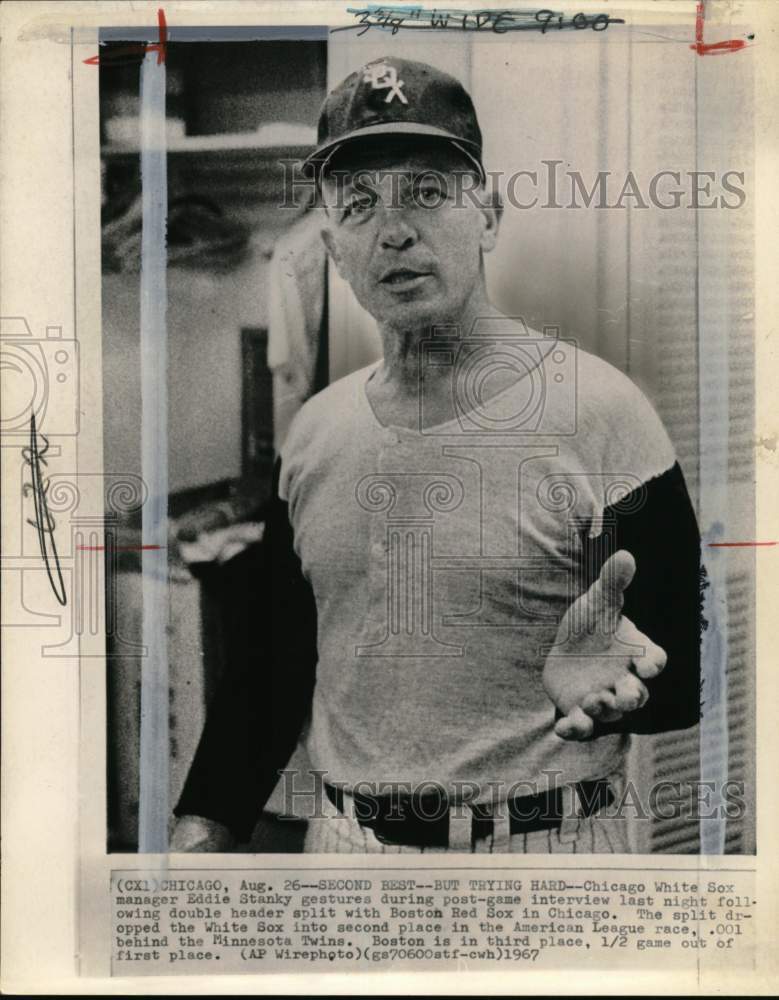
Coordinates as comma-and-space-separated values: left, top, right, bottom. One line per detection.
173, 459, 318, 842
578, 461, 702, 736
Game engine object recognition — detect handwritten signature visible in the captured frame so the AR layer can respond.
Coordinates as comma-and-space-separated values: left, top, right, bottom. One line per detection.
338, 7, 625, 36
22, 414, 67, 606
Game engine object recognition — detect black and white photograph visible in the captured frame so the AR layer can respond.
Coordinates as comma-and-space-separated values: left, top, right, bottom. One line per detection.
99, 18, 754, 858
2, 0, 775, 991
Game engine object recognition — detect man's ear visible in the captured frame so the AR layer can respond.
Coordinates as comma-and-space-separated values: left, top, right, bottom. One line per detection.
320, 226, 346, 277
479, 187, 502, 254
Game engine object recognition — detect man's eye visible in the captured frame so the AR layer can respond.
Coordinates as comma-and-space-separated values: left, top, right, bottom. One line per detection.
343, 196, 374, 220
415, 182, 447, 207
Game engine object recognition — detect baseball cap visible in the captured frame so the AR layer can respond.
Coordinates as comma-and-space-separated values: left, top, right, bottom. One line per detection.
304, 57, 485, 183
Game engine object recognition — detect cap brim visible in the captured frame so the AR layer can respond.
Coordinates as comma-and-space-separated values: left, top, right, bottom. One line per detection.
304, 123, 485, 183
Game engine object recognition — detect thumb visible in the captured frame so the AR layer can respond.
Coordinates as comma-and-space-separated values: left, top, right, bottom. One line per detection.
588, 549, 636, 631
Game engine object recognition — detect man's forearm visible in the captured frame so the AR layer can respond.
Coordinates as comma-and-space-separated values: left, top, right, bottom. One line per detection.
174, 462, 318, 842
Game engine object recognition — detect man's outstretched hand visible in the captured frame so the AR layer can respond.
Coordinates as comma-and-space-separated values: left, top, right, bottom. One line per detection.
542, 549, 667, 740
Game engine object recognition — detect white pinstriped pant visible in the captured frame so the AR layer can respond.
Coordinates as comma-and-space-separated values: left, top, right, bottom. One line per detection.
303, 769, 631, 854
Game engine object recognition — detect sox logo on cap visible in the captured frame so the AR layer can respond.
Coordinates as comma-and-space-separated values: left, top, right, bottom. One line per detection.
362, 61, 408, 104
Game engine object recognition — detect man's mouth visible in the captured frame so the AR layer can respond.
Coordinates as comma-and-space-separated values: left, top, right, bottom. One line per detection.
379, 268, 432, 288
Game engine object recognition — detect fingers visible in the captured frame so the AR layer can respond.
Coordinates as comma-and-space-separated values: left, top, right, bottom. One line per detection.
607, 548, 637, 594
587, 549, 636, 631
632, 641, 667, 679
581, 690, 622, 722
554, 705, 595, 741
613, 672, 649, 712
578, 674, 648, 721
620, 616, 668, 679
558, 670, 649, 740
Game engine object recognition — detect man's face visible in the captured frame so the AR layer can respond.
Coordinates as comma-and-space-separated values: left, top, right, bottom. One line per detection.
320, 141, 498, 329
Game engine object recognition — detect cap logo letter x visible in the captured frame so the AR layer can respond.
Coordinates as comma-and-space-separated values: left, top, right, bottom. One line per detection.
363, 62, 408, 104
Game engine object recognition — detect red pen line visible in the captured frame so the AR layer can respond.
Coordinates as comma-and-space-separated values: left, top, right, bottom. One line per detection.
84, 8, 167, 65
708, 541, 776, 548
690, 0, 749, 56
77, 545, 167, 551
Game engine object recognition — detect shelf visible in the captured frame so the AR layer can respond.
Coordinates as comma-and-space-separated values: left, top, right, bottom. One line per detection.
103, 141, 314, 158
103, 122, 316, 157
102, 140, 316, 206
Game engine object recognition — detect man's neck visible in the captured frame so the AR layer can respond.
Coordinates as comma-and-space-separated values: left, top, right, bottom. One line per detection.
367, 290, 513, 430
376, 288, 501, 390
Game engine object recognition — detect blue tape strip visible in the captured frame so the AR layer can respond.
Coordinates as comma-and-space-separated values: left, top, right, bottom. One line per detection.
137, 51, 170, 855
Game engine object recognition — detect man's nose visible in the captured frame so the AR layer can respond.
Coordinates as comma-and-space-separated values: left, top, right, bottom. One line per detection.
377, 206, 418, 251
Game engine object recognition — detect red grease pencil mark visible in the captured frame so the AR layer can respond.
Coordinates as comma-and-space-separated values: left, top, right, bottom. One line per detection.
690, 1, 748, 56
708, 541, 776, 548
149, 8, 168, 65
84, 9, 167, 66
77, 545, 167, 551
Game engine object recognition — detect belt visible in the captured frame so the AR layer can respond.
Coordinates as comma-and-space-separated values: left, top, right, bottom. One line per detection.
324, 780, 614, 849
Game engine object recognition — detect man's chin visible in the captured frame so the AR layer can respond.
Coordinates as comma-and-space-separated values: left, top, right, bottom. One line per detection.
374, 297, 450, 332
